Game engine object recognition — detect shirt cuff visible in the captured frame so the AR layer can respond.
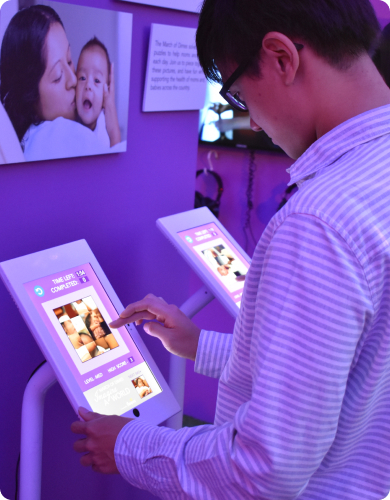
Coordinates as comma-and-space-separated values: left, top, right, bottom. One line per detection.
194, 330, 233, 378
115, 420, 173, 492
115, 419, 207, 497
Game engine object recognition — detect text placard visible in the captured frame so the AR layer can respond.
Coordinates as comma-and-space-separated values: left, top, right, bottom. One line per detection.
143, 24, 207, 112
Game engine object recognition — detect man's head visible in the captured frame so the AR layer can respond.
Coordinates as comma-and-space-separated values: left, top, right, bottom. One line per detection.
197, 0, 380, 83
76, 37, 110, 130
196, 0, 381, 158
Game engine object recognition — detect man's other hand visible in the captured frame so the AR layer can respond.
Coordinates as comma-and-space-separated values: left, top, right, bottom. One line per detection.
71, 407, 132, 474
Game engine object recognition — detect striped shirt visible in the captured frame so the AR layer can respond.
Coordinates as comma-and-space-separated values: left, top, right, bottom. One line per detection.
115, 104, 390, 499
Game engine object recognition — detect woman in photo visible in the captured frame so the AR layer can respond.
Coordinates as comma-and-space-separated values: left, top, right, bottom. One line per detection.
0, 5, 119, 161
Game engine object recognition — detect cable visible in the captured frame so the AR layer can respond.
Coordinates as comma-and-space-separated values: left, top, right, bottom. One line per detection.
15, 359, 47, 500
14, 455, 20, 500
243, 150, 258, 252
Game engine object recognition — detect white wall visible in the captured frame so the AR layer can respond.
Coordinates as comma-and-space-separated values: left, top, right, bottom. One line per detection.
0, 0, 18, 48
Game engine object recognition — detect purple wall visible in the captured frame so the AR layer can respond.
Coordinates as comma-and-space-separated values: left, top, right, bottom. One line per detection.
372, 0, 390, 27
0, 1, 198, 499
1, 0, 390, 498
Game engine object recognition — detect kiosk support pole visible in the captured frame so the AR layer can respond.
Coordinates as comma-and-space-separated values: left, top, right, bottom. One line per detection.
167, 286, 214, 430
19, 362, 57, 500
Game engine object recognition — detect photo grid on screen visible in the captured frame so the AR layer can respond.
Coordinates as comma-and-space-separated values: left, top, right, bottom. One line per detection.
54, 296, 119, 363
200, 243, 248, 291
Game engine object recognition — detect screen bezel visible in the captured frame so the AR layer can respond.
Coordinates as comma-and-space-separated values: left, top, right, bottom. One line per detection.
157, 207, 251, 319
0, 240, 180, 425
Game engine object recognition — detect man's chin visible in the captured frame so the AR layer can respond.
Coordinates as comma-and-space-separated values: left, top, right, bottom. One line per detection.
272, 140, 300, 160
284, 147, 301, 160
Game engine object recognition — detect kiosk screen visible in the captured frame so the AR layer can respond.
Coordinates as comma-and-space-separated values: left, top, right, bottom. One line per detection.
178, 222, 250, 308
24, 263, 162, 415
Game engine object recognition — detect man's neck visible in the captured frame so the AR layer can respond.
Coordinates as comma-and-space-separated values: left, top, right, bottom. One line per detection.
312, 54, 390, 139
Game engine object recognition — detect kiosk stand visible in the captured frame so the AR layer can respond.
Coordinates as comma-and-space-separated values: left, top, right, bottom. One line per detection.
19, 286, 214, 500
20, 362, 56, 500
166, 285, 214, 430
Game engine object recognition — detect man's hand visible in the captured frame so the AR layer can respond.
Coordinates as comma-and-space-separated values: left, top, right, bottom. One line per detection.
103, 63, 121, 147
71, 407, 132, 474
109, 294, 201, 361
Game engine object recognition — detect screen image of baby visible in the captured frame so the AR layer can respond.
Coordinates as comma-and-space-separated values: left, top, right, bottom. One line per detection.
76, 37, 120, 147
132, 376, 152, 399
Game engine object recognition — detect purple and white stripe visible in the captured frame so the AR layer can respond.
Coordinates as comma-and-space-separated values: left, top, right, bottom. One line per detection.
116, 105, 390, 499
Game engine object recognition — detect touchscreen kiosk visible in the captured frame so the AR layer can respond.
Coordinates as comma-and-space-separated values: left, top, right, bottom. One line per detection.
0, 241, 179, 425
157, 207, 251, 318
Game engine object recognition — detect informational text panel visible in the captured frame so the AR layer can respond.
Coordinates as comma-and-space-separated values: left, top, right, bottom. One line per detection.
143, 24, 207, 112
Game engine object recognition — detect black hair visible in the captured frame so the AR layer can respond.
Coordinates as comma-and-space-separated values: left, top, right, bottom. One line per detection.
84, 312, 110, 340
0, 5, 64, 142
84, 313, 95, 340
196, 0, 381, 84
372, 23, 390, 88
79, 37, 111, 81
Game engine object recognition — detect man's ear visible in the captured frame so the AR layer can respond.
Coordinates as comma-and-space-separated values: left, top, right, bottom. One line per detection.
262, 32, 301, 85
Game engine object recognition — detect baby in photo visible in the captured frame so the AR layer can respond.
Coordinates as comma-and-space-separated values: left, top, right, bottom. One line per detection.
76, 37, 120, 147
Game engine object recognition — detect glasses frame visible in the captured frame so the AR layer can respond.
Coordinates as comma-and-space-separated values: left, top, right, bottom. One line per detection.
219, 43, 304, 112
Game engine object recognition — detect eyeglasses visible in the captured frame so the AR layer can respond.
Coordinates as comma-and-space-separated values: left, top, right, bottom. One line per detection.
219, 43, 304, 112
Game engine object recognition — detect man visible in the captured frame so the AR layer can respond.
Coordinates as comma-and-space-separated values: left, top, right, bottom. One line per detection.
71, 0, 390, 498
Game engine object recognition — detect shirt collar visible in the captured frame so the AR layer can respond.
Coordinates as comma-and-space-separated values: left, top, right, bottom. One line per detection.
287, 104, 390, 186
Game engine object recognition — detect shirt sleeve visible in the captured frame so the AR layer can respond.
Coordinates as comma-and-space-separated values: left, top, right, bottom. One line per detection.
194, 329, 233, 378
115, 213, 373, 500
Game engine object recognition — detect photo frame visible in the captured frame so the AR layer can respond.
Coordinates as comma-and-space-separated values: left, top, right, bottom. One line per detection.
0, 1, 132, 164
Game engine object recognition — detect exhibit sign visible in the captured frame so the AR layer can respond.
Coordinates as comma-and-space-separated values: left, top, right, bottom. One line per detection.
143, 24, 207, 112
0, 1, 132, 165
118, 0, 201, 13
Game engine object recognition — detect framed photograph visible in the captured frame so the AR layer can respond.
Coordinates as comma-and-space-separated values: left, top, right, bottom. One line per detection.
0, 1, 132, 164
